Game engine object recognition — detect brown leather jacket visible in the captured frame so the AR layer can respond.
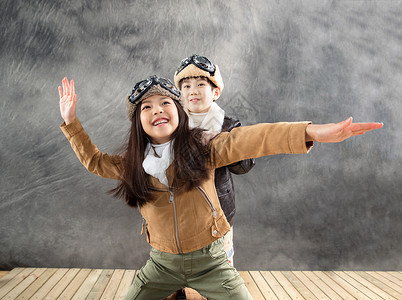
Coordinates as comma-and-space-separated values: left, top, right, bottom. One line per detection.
61, 119, 312, 254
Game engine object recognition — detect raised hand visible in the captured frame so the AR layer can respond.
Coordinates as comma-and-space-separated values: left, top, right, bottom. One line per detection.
305, 117, 383, 143
58, 77, 77, 125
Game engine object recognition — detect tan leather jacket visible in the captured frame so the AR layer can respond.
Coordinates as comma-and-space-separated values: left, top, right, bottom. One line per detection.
61, 119, 312, 254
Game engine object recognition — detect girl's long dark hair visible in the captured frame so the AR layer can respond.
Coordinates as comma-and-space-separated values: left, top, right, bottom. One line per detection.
110, 100, 210, 207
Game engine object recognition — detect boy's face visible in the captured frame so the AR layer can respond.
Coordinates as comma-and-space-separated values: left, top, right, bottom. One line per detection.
180, 77, 221, 113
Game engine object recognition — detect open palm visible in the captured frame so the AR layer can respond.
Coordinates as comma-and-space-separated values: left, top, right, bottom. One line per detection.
306, 117, 383, 143
58, 77, 77, 125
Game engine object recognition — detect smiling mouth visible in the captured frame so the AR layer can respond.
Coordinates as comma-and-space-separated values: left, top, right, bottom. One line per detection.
190, 98, 200, 103
152, 118, 169, 126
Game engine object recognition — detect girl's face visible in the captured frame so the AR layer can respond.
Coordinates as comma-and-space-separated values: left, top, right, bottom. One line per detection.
140, 94, 179, 144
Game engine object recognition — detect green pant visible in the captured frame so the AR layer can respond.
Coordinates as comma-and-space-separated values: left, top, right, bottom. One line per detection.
124, 237, 253, 300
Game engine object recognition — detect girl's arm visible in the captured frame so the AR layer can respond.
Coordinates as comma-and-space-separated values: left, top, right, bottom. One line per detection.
59, 77, 123, 180
211, 122, 313, 169
211, 117, 383, 169
305, 117, 383, 143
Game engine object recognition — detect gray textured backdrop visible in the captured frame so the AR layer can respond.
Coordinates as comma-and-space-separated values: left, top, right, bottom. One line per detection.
1, 0, 401, 271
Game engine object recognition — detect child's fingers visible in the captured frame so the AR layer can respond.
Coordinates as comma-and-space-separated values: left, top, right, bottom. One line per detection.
58, 86, 63, 99
71, 79, 75, 98
336, 117, 353, 135
66, 78, 71, 96
339, 122, 383, 138
64, 77, 71, 96
328, 117, 351, 133
341, 117, 353, 127
62, 78, 67, 95
350, 122, 383, 132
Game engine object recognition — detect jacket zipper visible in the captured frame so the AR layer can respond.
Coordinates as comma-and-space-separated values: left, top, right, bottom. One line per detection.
168, 190, 182, 253
150, 187, 183, 254
196, 186, 219, 235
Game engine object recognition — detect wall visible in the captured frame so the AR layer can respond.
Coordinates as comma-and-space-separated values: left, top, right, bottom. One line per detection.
1, 0, 401, 271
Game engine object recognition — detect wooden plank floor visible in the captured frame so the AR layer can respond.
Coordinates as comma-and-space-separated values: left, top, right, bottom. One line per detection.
0, 268, 401, 299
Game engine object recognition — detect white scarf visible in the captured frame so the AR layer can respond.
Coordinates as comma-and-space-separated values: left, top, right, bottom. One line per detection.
142, 102, 224, 186
187, 102, 225, 132
142, 141, 173, 187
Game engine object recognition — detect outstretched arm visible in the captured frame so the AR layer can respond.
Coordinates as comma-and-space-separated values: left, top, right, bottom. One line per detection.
58, 77, 123, 179
305, 117, 383, 143
58, 77, 77, 125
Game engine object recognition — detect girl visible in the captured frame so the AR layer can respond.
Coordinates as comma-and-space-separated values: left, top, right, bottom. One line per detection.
59, 76, 382, 299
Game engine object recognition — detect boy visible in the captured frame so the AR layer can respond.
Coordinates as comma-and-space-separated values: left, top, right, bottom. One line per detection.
171, 54, 255, 300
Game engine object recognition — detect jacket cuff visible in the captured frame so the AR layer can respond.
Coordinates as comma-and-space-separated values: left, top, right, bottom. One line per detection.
60, 118, 83, 139
289, 122, 314, 153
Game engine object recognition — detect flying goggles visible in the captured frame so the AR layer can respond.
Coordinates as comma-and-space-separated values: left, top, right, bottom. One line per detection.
176, 54, 216, 76
128, 75, 180, 104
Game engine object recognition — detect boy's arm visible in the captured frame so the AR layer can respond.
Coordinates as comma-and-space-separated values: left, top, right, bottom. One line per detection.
222, 117, 255, 175
227, 158, 255, 175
